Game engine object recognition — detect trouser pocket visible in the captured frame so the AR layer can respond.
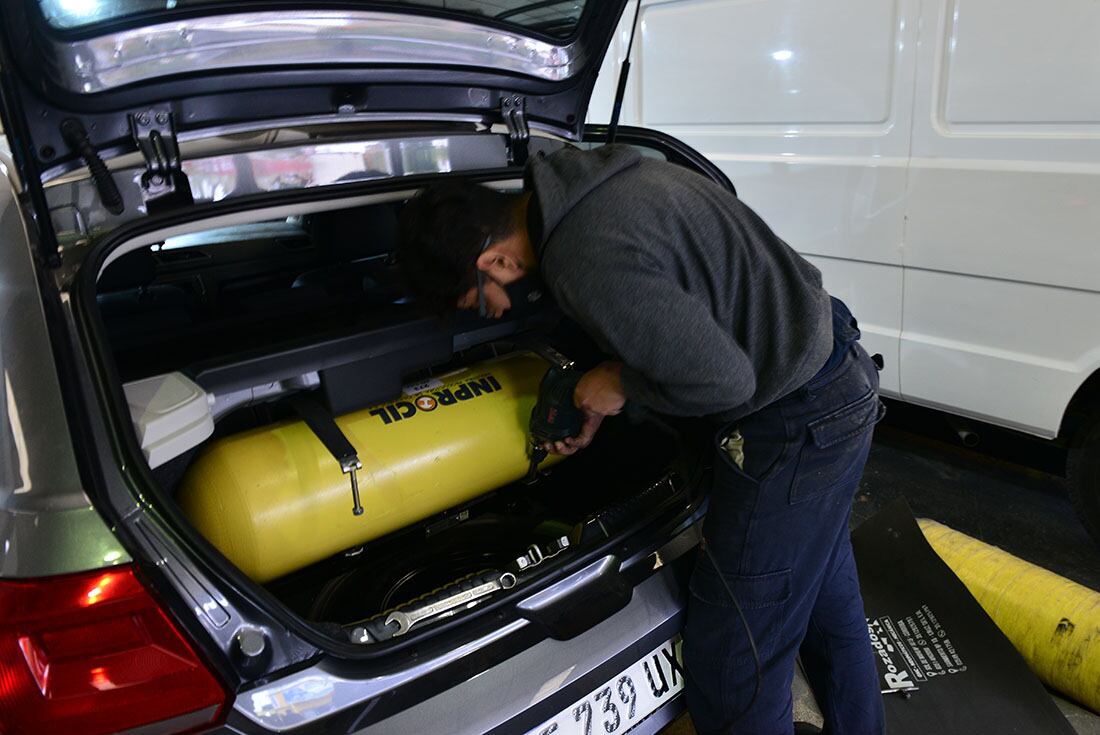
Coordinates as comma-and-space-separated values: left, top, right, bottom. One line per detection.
687, 559, 792, 667
690, 562, 792, 610
789, 387, 885, 504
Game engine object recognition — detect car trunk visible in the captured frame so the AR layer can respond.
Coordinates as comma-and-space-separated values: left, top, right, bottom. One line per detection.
87, 180, 704, 649
0, 0, 730, 712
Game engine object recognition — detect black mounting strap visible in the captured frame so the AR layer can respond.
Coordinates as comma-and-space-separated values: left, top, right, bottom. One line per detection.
129, 109, 194, 214
290, 395, 365, 516
501, 95, 529, 166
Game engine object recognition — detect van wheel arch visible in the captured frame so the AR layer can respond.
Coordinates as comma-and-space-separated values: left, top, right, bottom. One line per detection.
1060, 369, 1100, 543
1060, 368, 1100, 442
1068, 415, 1100, 546
1062, 370, 1100, 545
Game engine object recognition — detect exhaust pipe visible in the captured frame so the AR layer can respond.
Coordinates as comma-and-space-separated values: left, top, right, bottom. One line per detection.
946, 416, 980, 448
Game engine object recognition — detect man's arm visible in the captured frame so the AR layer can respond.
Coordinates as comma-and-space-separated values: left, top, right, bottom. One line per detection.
556, 257, 756, 418
545, 361, 624, 456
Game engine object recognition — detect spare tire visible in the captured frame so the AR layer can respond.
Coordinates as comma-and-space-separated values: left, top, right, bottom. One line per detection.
308, 512, 567, 624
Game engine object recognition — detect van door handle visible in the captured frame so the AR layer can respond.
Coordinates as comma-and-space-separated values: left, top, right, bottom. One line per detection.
516, 555, 633, 640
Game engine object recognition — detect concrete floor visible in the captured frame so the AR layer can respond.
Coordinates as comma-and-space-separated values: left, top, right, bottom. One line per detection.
856, 405, 1100, 592
660, 399, 1100, 734
662, 697, 1100, 735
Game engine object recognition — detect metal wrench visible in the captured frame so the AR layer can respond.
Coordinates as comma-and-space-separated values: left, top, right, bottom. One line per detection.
385, 573, 516, 636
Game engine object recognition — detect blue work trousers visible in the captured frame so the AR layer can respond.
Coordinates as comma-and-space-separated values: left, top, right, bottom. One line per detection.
683, 298, 887, 735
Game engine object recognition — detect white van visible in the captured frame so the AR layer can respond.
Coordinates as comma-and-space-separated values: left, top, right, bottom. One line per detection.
590, 0, 1100, 540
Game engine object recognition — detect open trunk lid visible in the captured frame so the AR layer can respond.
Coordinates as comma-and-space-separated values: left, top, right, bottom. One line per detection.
0, 1, 628, 275
0, 1, 627, 184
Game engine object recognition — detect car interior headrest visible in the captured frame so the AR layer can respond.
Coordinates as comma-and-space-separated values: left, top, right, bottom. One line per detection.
312, 203, 400, 262
98, 247, 156, 292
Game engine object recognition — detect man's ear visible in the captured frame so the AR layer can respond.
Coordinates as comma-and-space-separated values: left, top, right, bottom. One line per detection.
474, 249, 498, 274
477, 247, 522, 278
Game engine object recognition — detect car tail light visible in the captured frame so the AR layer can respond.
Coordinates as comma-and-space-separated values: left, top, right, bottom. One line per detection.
0, 565, 227, 735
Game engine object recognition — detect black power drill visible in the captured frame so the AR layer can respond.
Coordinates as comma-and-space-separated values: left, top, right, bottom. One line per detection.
525, 349, 585, 483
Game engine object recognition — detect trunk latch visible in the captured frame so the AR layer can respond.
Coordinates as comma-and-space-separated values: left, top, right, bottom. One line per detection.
511, 536, 571, 574
129, 109, 194, 214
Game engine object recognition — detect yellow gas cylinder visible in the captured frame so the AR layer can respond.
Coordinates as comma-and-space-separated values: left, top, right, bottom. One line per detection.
919, 518, 1100, 713
178, 352, 562, 582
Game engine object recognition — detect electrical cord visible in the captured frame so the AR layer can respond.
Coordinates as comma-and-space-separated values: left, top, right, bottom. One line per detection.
702, 541, 763, 734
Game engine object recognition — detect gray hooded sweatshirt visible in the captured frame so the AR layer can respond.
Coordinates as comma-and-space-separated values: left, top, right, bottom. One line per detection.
525, 144, 833, 422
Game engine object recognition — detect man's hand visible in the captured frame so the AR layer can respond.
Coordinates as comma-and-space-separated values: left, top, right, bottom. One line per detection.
545, 362, 625, 456
575, 361, 626, 417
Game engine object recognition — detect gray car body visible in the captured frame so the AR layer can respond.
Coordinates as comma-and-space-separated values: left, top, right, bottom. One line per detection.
0, 162, 131, 578
0, 6, 707, 732
0, 132, 704, 732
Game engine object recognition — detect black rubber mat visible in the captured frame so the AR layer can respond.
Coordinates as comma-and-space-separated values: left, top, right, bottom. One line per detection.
852, 498, 1076, 735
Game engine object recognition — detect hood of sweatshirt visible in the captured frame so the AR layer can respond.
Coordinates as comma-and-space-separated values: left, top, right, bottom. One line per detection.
525, 144, 642, 254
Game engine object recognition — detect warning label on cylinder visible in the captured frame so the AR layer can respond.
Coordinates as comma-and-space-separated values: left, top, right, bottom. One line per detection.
403, 377, 444, 395
869, 604, 967, 692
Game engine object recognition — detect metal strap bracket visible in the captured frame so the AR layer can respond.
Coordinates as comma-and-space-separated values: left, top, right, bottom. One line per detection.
527, 341, 575, 371
290, 396, 365, 516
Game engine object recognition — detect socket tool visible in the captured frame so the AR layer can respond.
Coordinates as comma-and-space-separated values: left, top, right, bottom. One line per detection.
525, 355, 585, 483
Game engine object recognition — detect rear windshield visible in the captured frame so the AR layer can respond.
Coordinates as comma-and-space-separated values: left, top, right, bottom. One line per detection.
38, 1, 586, 38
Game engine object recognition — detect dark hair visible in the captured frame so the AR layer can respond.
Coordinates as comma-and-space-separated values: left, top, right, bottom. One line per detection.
397, 180, 517, 314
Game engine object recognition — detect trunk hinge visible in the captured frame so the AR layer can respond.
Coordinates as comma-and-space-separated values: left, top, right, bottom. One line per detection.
501, 95, 529, 166
129, 109, 193, 214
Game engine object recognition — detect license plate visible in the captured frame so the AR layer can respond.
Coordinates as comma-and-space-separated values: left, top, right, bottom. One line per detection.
525, 637, 684, 735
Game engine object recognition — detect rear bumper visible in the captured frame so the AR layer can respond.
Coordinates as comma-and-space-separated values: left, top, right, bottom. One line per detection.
362, 566, 687, 735
220, 561, 689, 734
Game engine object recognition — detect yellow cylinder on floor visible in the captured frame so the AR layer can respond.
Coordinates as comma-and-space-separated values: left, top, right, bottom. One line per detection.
178, 352, 561, 582
919, 519, 1100, 713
